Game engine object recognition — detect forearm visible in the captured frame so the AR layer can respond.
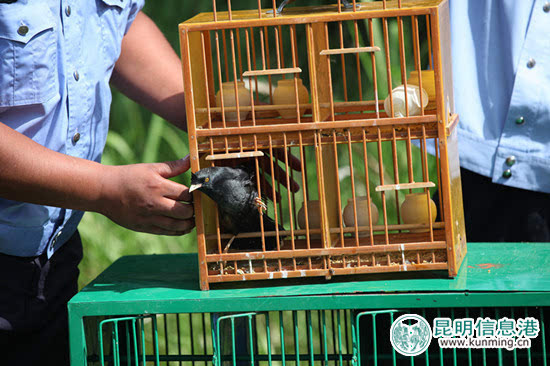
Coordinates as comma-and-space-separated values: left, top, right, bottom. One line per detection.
0, 122, 107, 213
110, 12, 187, 130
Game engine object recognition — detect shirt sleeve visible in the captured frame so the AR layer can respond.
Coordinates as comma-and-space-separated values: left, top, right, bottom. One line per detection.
124, 0, 146, 35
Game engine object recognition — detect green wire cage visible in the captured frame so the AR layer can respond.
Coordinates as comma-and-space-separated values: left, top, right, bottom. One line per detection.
69, 243, 550, 365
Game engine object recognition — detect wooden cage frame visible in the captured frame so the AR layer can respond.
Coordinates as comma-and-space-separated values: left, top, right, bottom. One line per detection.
179, 0, 466, 290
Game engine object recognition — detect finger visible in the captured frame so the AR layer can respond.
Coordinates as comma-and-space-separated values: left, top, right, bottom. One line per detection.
148, 226, 193, 236
271, 148, 302, 172
258, 176, 281, 202
163, 180, 192, 202
157, 155, 191, 179
162, 199, 194, 220
270, 162, 300, 193
152, 216, 195, 232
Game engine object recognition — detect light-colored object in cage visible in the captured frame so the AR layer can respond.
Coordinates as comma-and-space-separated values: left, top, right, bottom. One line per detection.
384, 84, 429, 118
297, 200, 322, 231
215, 81, 251, 121
343, 197, 379, 236
400, 192, 437, 233
272, 78, 310, 119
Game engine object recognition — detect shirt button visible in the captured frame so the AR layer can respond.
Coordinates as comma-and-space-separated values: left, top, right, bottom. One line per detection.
51, 230, 62, 248
73, 70, 80, 81
544, 2, 550, 12
515, 116, 525, 125
17, 25, 29, 36
65, 5, 71, 17
527, 58, 536, 68
502, 169, 512, 179
72, 132, 81, 144
505, 156, 516, 167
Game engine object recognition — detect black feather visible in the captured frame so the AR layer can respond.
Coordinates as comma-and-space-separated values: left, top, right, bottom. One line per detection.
191, 166, 284, 250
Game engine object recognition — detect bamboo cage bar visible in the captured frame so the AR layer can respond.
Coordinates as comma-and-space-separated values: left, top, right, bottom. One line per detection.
361, 129, 375, 247
250, 27, 260, 104
194, 115, 438, 137
382, 17, 393, 117
324, 23, 336, 122
206, 240, 447, 263
346, 131, 359, 247
391, 128, 401, 224
368, 18, 380, 118
338, 22, 347, 102
397, 15, 409, 117
290, 26, 302, 124
205, 221, 446, 241
376, 128, 390, 245
222, 30, 229, 80
412, 15, 425, 115
198, 126, 443, 156
283, 134, 296, 263
253, 149, 267, 253
421, 124, 435, 242
244, 29, 256, 126
200, 33, 212, 130
354, 20, 363, 104
230, 31, 241, 128
263, 27, 274, 104
332, 131, 345, 249
267, 136, 283, 272
278, 25, 285, 71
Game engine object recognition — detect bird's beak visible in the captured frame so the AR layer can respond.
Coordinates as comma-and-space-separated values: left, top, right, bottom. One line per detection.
188, 183, 202, 193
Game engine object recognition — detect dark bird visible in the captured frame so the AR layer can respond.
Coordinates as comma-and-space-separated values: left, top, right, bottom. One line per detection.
271, 0, 359, 14
189, 166, 284, 251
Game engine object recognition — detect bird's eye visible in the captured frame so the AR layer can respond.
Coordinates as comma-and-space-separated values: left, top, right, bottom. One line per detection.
205, 177, 210, 183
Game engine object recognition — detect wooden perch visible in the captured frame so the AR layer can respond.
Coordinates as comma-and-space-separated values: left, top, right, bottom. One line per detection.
242, 67, 302, 77
205, 151, 264, 161
320, 46, 380, 56
375, 181, 436, 192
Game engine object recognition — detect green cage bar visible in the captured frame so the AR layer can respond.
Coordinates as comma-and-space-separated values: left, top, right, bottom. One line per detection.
69, 243, 550, 365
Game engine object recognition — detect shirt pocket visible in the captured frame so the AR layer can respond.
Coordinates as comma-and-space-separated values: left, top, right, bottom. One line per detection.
98, 0, 129, 70
0, 3, 57, 107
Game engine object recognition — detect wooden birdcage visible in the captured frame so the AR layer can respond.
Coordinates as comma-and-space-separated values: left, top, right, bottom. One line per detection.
179, 0, 466, 290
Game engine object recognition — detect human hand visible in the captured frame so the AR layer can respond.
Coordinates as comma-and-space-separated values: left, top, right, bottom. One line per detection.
97, 156, 195, 235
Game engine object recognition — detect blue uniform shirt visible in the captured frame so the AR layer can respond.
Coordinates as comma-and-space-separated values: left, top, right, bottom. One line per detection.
0, 0, 144, 257
450, 0, 550, 193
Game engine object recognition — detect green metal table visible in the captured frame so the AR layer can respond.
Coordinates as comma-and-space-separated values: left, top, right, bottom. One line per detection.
68, 242, 550, 365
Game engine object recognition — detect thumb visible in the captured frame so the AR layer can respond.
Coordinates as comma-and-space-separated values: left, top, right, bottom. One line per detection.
157, 155, 191, 178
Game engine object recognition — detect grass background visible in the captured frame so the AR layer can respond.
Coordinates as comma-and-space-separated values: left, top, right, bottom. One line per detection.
78, 0, 437, 289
